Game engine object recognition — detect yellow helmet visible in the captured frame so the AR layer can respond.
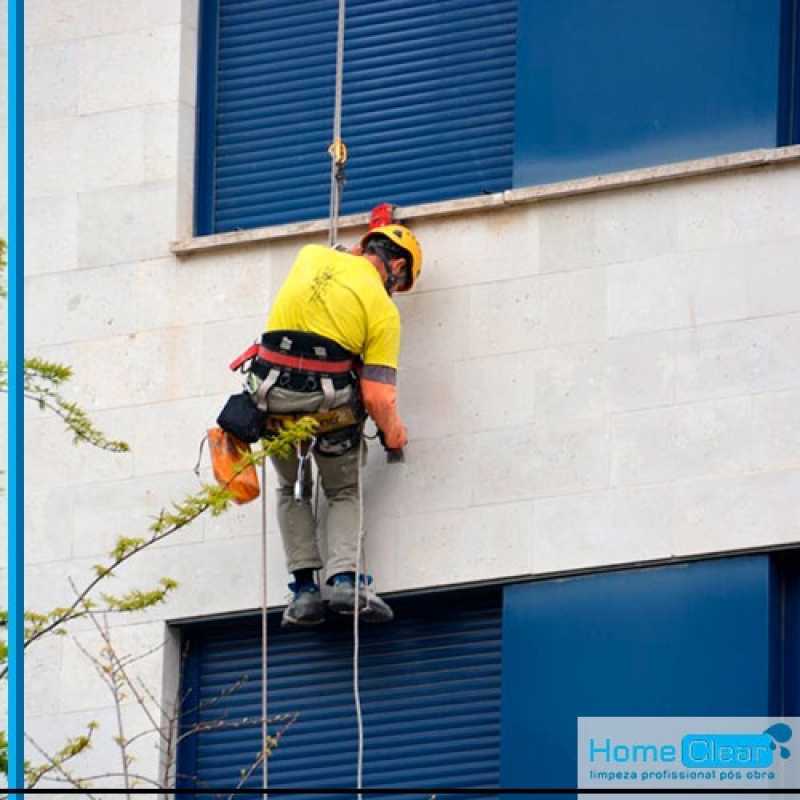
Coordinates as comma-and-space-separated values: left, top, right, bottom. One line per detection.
361, 224, 422, 292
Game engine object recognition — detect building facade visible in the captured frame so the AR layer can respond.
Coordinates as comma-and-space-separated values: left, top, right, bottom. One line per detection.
9, 0, 800, 792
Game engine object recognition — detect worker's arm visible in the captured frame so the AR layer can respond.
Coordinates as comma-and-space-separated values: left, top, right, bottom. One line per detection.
360, 366, 407, 450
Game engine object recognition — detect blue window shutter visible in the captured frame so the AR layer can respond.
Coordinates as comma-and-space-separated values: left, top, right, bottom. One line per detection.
195, 0, 517, 235
177, 590, 502, 796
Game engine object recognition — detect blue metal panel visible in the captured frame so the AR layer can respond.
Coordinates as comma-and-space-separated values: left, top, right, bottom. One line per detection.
514, 0, 783, 188
500, 555, 776, 792
197, 0, 516, 234
178, 589, 501, 799
780, 552, 800, 714
778, 0, 800, 144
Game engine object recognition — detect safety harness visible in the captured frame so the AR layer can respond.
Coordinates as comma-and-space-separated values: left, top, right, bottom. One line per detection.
228, 330, 364, 436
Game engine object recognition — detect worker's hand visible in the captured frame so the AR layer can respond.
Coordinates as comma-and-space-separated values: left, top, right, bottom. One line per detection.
350, 244, 363, 255
379, 424, 407, 451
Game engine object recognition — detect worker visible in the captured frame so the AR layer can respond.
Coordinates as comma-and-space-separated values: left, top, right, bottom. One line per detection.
259, 225, 422, 628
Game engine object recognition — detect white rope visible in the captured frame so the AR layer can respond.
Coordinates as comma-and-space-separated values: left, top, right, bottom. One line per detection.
354, 436, 365, 798
328, 0, 347, 246
260, 458, 269, 792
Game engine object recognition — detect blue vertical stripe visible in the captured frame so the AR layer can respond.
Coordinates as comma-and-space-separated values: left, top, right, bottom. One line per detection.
778, 0, 800, 145
8, 0, 25, 790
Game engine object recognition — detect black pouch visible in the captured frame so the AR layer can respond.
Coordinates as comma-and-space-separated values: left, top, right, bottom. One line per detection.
217, 392, 266, 444
316, 424, 363, 457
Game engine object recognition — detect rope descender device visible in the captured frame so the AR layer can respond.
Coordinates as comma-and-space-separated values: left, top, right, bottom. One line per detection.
328, 138, 348, 172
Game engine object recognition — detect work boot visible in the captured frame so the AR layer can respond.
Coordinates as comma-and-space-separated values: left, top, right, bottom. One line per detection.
327, 573, 394, 623
281, 582, 325, 628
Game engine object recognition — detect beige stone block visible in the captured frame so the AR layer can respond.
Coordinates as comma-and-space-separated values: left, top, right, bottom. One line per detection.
681, 247, 749, 326
531, 341, 608, 424
26, 39, 80, 120
26, 0, 84, 45
538, 267, 607, 347
752, 390, 800, 471
72, 471, 205, 560
469, 268, 606, 358
25, 262, 139, 347
675, 314, 800, 403
538, 184, 677, 272
59, 620, 166, 714
451, 350, 538, 435
78, 182, 177, 268
472, 415, 609, 504
130, 395, 224, 477
746, 238, 800, 317
27, 0, 185, 44
608, 253, 692, 337
673, 470, 800, 556
675, 167, 800, 252
363, 433, 472, 519
201, 315, 265, 396
26, 484, 74, 564
26, 702, 162, 790
26, 192, 79, 274
26, 116, 80, 198
78, 108, 145, 192
179, 13, 199, 107
608, 330, 676, 412
134, 246, 272, 332
395, 286, 471, 367
611, 396, 752, 486
144, 103, 181, 183
25, 636, 63, 718
387, 501, 531, 591
25, 407, 136, 488
412, 206, 540, 291
176, 102, 196, 239
78, 26, 182, 114
108, 534, 282, 617
400, 361, 464, 439
532, 484, 676, 574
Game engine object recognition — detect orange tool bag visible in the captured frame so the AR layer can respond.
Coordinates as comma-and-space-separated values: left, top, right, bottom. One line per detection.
207, 427, 260, 505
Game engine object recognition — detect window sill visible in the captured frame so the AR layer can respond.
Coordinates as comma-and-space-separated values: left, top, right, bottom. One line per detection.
172, 145, 800, 256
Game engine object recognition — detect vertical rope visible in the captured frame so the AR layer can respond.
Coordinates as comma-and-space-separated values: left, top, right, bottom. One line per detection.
328, 0, 347, 246
260, 458, 269, 792
354, 437, 365, 798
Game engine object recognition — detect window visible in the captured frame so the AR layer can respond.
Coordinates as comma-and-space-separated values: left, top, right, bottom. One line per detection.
195, 1, 799, 236
195, 0, 517, 234
177, 589, 502, 794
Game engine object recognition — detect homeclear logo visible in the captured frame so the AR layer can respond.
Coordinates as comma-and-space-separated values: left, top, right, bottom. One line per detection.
588, 723, 793, 769
578, 718, 800, 789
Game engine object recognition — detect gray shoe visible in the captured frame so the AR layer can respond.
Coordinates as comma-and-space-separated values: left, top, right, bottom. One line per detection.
281, 583, 325, 628
328, 575, 394, 623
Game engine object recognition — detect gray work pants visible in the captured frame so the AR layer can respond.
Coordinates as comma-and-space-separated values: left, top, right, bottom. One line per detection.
268, 386, 361, 580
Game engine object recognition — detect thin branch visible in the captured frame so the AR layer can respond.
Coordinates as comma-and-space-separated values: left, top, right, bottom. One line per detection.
43, 772, 163, 789
20, 390, 129, 452
4, 422, 316, 676
25, 730, 100, 799
80, 594, 164, 742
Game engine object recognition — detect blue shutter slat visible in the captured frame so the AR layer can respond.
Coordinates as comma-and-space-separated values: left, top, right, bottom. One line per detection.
197, 0, 517, 234
178, 595, 501, 795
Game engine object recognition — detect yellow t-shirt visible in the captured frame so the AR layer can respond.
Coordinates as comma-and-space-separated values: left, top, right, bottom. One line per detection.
266, 244, 402, 369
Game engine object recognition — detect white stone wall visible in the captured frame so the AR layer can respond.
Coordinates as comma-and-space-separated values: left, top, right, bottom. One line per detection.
10, 0, 800, 788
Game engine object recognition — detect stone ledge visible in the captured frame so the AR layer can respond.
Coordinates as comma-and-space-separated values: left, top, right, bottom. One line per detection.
171, 145, 800, 256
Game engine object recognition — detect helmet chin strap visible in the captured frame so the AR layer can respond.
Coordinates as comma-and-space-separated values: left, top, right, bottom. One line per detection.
372, 248, 398, 295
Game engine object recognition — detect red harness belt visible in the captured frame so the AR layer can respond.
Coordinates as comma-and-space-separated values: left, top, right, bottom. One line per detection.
229, 343, 354, 375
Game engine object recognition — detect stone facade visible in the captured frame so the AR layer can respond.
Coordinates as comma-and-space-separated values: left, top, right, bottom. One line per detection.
5, 0, 800, 787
